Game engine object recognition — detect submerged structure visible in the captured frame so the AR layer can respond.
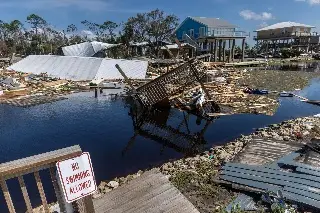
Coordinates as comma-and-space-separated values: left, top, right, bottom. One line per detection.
175, 16, 249, 62
254, 22, 320, 55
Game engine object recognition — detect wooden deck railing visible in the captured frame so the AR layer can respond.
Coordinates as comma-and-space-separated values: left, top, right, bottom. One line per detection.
0, 145, 95, 213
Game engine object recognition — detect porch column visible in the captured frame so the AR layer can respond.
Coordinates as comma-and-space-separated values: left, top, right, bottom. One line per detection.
231, 39, 235, 62
223, 41, 226, 62
214, 39, 217, 62
219, 40, 222, 62
241, 38, 245, 62
210, 42, 214, 61
228, 39, 232, 63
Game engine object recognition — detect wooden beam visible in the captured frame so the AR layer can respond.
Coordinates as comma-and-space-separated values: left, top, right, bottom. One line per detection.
49, 167, 67, 213
231, 39, 235, 62
115, 64, 137, 93
0, 145, 81, 179
241, 38, 245, 62
34, 171, 50, 213
223, 41, 226, 62
76, 196, 95, 213
0, 178, 16, 213
219, 40, 222, 62
18, 176, 33, 213
214, 39, 217, 62
228, 40, 231, 63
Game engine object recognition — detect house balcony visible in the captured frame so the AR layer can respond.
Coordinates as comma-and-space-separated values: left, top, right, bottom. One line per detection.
200, 31, 249, 38
254, 32, 319, 40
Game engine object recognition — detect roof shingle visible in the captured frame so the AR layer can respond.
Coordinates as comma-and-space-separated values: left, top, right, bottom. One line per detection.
189, 17, 237, 28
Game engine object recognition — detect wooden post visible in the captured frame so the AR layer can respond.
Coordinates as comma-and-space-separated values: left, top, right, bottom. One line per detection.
241, 38, 245, 62
0, 179, 16, 213
223, 41, 226, 62
210, 42, 214, 61
218, 40, 222, 62
115, 64, 137, 93
228, 40, 231, 62
94, 88, 98, 98
231, 39, 235, 62
34, 171, 50, 213
18, 176, 33, 213
266, 41, 269, 58
49, 167, 67, 213
76, 196, 95, 213
214, 39, 217, 62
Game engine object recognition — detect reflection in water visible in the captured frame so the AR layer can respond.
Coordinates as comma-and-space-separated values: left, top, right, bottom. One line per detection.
122, 98, 216, 156
264, 62, 320, 72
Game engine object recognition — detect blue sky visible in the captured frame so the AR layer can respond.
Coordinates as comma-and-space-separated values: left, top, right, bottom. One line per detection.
1, 0, 320, 45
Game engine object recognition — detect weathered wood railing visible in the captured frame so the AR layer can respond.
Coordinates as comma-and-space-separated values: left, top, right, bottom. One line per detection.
0, 145, 95, 213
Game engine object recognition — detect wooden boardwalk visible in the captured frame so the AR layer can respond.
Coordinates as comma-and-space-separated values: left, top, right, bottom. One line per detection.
233, 137, 305, 165
93, 170, 200, 213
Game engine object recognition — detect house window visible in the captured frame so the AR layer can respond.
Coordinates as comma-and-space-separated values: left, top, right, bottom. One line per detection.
182, 31, 186, 39
282, 28, 286, 34
296, 27, 300, 33
199, 27, 205, 37
189, 29, 194, 37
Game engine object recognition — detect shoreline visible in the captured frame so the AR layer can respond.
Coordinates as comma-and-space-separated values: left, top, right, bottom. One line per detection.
96, 114, 320, 211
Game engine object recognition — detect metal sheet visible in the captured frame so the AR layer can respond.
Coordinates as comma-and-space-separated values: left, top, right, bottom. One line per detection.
94, 58, 148, 81
8, 55, 148, 81
62, 42, 96, 57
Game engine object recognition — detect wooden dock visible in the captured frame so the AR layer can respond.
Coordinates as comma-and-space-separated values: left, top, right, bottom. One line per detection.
93, 170, 200, 213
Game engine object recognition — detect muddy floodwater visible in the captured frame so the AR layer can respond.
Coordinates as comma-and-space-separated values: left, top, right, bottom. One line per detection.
0, 69, 319, 212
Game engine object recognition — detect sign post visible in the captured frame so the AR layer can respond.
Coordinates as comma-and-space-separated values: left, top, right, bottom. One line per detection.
56, 152, 97, 204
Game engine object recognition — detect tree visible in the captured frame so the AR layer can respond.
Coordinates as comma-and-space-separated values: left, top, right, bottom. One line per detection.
26, 14, 47, 35
66, 24, 83, 44
123, 9, 179, 57
81, 20, 119, 42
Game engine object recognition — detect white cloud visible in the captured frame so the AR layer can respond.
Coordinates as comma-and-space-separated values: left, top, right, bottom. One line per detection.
0, 0, 112, 11
295, 0, 320, 4
239, 10, 274, 21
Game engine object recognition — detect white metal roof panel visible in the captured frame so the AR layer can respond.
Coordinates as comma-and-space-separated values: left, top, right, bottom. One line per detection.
94, 58, 148, 81
256, 22, 315, 32
8, 55, 148, 81
62, 42, 96, 57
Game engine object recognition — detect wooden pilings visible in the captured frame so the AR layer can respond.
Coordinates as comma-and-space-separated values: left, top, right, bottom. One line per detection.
241, 38, 245, 62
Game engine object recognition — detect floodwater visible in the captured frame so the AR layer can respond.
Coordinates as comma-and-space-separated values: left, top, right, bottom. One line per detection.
0, 69, 320, 212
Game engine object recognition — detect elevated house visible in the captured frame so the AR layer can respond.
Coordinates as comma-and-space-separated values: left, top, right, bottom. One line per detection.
254, 22, 320, 55
175, 16, 249, 62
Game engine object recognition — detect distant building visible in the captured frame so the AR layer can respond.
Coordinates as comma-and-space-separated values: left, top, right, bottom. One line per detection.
254, 22, 320, 55
175, 16, 249, 62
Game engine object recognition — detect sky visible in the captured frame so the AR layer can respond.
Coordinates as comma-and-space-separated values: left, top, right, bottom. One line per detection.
0, 0, 320, 45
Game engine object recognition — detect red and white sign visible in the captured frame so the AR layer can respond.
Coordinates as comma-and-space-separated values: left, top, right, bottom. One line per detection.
56, 152, 97, 203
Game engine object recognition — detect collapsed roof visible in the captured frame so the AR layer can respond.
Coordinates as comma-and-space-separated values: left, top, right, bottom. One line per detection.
62, 41, 121, 57
8, 55, 148, 82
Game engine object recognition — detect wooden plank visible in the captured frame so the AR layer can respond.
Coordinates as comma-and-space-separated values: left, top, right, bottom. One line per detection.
49, 167, 67, 213
0, 178, 16, 213
18, 176, 33, 213
93, 170, 199, 213
34, 171, 50, 213
0, 145, 81, 178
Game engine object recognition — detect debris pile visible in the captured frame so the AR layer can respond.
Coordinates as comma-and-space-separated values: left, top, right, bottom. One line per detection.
136, 59, 279, 117
0, 70, 85, 107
